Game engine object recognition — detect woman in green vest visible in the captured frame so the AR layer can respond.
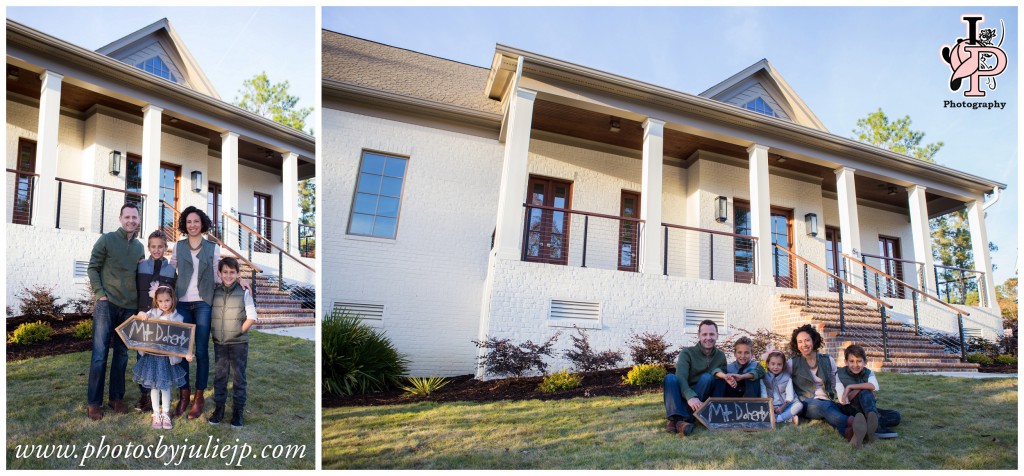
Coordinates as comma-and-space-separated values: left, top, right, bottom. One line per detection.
786, 324, 869, 446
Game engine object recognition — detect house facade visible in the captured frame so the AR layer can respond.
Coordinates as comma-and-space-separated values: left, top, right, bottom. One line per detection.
6, 19, 316, 320
323, 31, 1005, 377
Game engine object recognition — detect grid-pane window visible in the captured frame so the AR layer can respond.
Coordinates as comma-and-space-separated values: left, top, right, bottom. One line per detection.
743, 97, 776, 117
348, 152, 408, 239
136, 57, 177, 83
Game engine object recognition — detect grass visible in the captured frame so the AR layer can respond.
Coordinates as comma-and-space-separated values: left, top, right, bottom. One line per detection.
6, 331, 314, 470
324, 372, 1017, 469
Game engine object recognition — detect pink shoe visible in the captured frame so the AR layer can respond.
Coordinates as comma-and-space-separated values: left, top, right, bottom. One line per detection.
151, 413, 161, 429
161, 412, 173, 430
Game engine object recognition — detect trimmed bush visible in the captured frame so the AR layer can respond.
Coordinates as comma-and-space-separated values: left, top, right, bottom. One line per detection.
563, 327, 623, 372
622, 363, 667, 387
995, 354, 1017, 366
537, 369, 583, 393
8, 321, 54, 345
626, 331, 680, 366
401, 376, 451, 397
967, 352, 993, 365
72, 320, 93, 340
322, 311, 409, 396
473, 332, 560, 378
16, 285, 67, 320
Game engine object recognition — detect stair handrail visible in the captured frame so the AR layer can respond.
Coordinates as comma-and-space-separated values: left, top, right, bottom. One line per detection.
160, 200, 263, 274
842, 252, 969, 316
773, 244, 892, 309
221, 211, 316, 273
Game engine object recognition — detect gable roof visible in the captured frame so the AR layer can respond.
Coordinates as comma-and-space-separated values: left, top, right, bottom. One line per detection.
96, 18, 219, 99
699, 59, 827, 132
322, 29, 501, 116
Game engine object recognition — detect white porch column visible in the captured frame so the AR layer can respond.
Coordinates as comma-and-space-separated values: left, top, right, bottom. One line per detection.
221, 132, 240, 219
966, 199, 996, 307
835, 166, 863, 283
140, 105, 163, 231
639, 118, 665, 275
747, 144, 772, 285
33, 71, 63, 228
282, 151, 300, 254
907, 185, 937, 293
492, 88, 536, 260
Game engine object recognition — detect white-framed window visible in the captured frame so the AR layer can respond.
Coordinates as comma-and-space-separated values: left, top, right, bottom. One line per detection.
136, 56, 177, 83
743, 97, 777, 118
348, 151, 408, 239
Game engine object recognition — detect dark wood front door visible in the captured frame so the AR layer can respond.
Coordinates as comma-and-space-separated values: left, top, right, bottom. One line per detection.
770, 208, 795, 288
524, 176, 572, 265
159, 163, 180, 239
254, 192, 272, 252
878, 235, 905, 298
734, 202, 754, 284
618, 191, 640, 272
825, 226, 844, 292
12, 138, 37, 225
208, 181, 223, 239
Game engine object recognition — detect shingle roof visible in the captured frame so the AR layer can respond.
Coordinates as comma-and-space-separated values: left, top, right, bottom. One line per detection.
322, 30, 501, 115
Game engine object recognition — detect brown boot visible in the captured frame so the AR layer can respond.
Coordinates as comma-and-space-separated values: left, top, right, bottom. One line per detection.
187, 390, 205, 420
173, 388, 190, 418
87, 404, 103, 421
135, 393, 152, 413
108, 400, 128, 414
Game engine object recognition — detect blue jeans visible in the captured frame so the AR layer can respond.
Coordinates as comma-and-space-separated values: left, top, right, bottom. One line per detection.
711, 377, 762, 398
177, 300, 212, 391
87, 300, 135, 406
839, 391, 901, 432
664, 373, 715, 423
801, 398, 850, 437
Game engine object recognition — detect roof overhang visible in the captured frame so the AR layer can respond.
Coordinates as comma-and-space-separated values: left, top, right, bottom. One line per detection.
323, 78, 502, 130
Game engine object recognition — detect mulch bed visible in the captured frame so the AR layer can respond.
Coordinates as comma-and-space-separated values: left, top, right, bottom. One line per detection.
6, 314, 93, 361
978, 364, 1018, 374
324, 367, 670, 408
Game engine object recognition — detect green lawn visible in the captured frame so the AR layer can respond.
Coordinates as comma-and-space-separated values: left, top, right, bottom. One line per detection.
324, 373, 1017, 469
7, 331, 314, 469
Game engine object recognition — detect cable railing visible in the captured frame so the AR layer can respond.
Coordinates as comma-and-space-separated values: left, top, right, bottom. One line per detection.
221, 211, 315, 312
662, 223, 758, 284
159, 200, 262, 276
859, 253, 924, 299
298, 223, 315, 258
237, 211, 294, 255
521, 203, 644, 272
55, 177, 147, 234
934, 264, 988, 307
7, 168, 38, 225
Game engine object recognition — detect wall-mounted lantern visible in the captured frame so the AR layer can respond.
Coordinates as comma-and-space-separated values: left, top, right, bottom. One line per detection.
805, 213, 819, 237
191, 170, 203, 193
109, 150, 122, 176
715, 196, 728, 223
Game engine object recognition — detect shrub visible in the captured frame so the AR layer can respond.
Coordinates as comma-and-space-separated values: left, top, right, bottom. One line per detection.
622, 363, 667, 387
537, 369, 583, 393
967, 352, 993, 365
8, 320, 54, 345
473, 332, 560, 378
68, 285, 96, 315
401, 376, 450, 397
995, 354, 1017, 366
626, 331, 680, 365
563, 327, 623, 372
322, 311, 409, 396
965, 336, 999, 356
72, 320, 93, 340
719, 327, 788, 362
16, 285, 67, 320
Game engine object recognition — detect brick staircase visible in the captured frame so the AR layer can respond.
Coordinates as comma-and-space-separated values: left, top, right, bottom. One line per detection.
238, 261, 316, 329
773, 294, 978, 373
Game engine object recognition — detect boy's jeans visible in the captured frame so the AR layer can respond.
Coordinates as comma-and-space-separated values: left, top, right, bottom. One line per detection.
711, 376, 762, 398
87, 300, 135, 406
213, 342, 248, 407
839, 390, 902, 432
663, 372, 714, 423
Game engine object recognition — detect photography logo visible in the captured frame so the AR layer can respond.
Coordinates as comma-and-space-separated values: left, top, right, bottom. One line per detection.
939, 15, 1007, 97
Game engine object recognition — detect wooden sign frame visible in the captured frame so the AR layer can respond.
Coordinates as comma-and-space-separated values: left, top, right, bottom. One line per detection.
115, 315, 196, 359
694, 397, 776, 432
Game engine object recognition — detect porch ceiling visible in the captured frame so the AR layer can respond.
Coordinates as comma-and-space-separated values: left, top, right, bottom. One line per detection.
530, 98, 964, 217
8, 62, 314, 179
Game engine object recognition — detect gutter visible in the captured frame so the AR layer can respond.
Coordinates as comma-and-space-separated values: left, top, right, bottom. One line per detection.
982, 186, 1001, 211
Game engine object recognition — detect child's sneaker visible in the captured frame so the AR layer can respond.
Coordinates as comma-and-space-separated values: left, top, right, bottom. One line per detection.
161, 412, 173, 430
151, 413, 161, 429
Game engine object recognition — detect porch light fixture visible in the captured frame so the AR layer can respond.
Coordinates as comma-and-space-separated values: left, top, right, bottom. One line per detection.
805, 213, 819, 237
190, 170, 203, 193
609, 118, 621, 133
715, 196, 728, 223
108, 150, 122, 176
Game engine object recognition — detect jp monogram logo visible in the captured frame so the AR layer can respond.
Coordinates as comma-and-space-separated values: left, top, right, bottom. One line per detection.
940, 15, 1008, 97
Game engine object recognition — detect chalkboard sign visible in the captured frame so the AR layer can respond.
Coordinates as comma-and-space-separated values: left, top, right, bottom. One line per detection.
115, 316, 195, 359
694, 398, 775, 431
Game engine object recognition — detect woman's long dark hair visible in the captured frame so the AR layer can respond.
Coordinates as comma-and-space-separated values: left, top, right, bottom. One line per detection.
788, 324, 823, 356
177, 206, 212, 235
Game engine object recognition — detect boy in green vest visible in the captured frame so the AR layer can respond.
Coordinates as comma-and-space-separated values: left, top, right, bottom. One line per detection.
208, 257, 257, 427
836, 345, 901, 441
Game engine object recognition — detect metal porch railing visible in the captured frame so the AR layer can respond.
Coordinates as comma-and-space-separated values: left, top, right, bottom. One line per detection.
55, 177, 147, 233
521, 203, 644, 272
662, 223, 758, 284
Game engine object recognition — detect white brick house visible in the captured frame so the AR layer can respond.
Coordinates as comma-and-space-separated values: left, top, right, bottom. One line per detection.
323, 32, 1005, 377
6, 19, 316, 311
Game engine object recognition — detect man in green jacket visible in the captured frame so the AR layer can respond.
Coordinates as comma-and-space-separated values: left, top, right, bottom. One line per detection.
86, 203, 145, 421
663, 319, 727, 437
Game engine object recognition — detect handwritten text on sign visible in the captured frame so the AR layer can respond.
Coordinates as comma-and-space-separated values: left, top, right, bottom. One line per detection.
694, 398, 775, 431
115, 316, 196, 358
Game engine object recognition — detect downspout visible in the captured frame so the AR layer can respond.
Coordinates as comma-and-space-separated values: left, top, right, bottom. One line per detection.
982, 186, 1001, 211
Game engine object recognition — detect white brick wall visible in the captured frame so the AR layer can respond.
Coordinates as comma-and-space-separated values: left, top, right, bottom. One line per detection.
6, 226, 104, 310
822, 197, 922, 289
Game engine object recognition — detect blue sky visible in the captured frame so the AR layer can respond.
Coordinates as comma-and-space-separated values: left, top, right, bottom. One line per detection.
7, 6, 316, 128
325, 6, 1018, 284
